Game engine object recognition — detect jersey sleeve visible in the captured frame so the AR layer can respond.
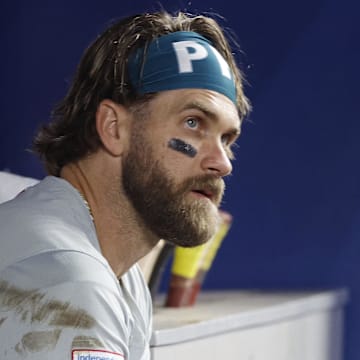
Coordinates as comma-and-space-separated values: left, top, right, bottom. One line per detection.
0, 251, 150, 360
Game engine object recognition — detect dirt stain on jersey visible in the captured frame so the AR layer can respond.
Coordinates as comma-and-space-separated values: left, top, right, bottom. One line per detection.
72, 335, 104, 348
15, 329, 62, 355
0, 280, 95, 329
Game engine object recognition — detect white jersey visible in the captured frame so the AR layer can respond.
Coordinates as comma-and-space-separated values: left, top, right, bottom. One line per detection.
0, 171, 39, 203
0, 176, 152, 360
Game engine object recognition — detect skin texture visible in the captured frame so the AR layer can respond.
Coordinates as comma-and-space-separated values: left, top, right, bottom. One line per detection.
60, 88, 241, 278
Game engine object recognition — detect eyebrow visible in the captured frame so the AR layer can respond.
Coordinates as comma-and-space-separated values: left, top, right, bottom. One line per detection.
181, 101, 217, 119
180, 101, 241, 135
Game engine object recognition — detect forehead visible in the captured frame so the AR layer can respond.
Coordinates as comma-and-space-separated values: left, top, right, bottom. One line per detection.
148, 89, 241, 128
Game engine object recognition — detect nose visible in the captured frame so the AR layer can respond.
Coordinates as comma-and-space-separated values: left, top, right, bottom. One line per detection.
200, 141, 233, 177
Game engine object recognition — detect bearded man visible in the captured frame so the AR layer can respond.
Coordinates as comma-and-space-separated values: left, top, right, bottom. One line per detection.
0, 10, 250, 360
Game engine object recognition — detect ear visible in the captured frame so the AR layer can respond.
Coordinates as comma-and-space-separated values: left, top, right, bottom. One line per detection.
96, 99, 130, 156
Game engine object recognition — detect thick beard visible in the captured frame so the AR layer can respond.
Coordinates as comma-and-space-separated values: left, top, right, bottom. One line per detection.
122, 135, 224, 247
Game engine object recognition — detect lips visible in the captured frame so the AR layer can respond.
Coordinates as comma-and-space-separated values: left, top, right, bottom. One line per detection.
180, 175, 224, 206
191, 184, 223, 205
192, 188, 213, 200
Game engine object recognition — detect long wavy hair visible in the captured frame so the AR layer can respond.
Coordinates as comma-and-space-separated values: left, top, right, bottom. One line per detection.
33, 11, 251, 175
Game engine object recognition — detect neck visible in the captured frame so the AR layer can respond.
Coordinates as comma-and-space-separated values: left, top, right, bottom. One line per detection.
60, 158, 159, 278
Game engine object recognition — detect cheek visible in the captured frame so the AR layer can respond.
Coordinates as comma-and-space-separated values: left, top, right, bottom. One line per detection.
159, 146, 196, 179
152, 134, 201, 178
168, 138, 198, 158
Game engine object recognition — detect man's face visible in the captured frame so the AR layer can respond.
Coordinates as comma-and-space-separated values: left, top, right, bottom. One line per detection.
122, 89, 241, 247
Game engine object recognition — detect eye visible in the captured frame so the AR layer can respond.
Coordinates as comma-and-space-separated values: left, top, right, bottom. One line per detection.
221, 134, 232, 146
221, 134, 238, 160
185, 117, 199, 129
224, 143, 236, 161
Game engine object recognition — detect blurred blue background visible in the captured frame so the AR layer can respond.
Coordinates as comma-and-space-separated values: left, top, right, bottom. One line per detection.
1, 0, 359, 358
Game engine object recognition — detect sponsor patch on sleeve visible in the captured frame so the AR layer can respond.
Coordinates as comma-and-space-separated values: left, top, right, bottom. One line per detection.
72, 349, 124, 360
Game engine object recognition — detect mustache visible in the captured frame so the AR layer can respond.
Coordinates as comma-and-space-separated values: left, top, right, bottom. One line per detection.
178, 175, 225, 206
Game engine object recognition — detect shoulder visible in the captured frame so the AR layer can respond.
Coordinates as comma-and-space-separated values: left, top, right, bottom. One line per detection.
0, 176, 100, 272
0, 171, 39, 204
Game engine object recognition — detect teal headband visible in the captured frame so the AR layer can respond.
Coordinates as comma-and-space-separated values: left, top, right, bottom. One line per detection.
128, 31, 237, 105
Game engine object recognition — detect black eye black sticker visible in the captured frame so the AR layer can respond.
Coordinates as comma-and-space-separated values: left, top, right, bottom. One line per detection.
168, 138, 197, 158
